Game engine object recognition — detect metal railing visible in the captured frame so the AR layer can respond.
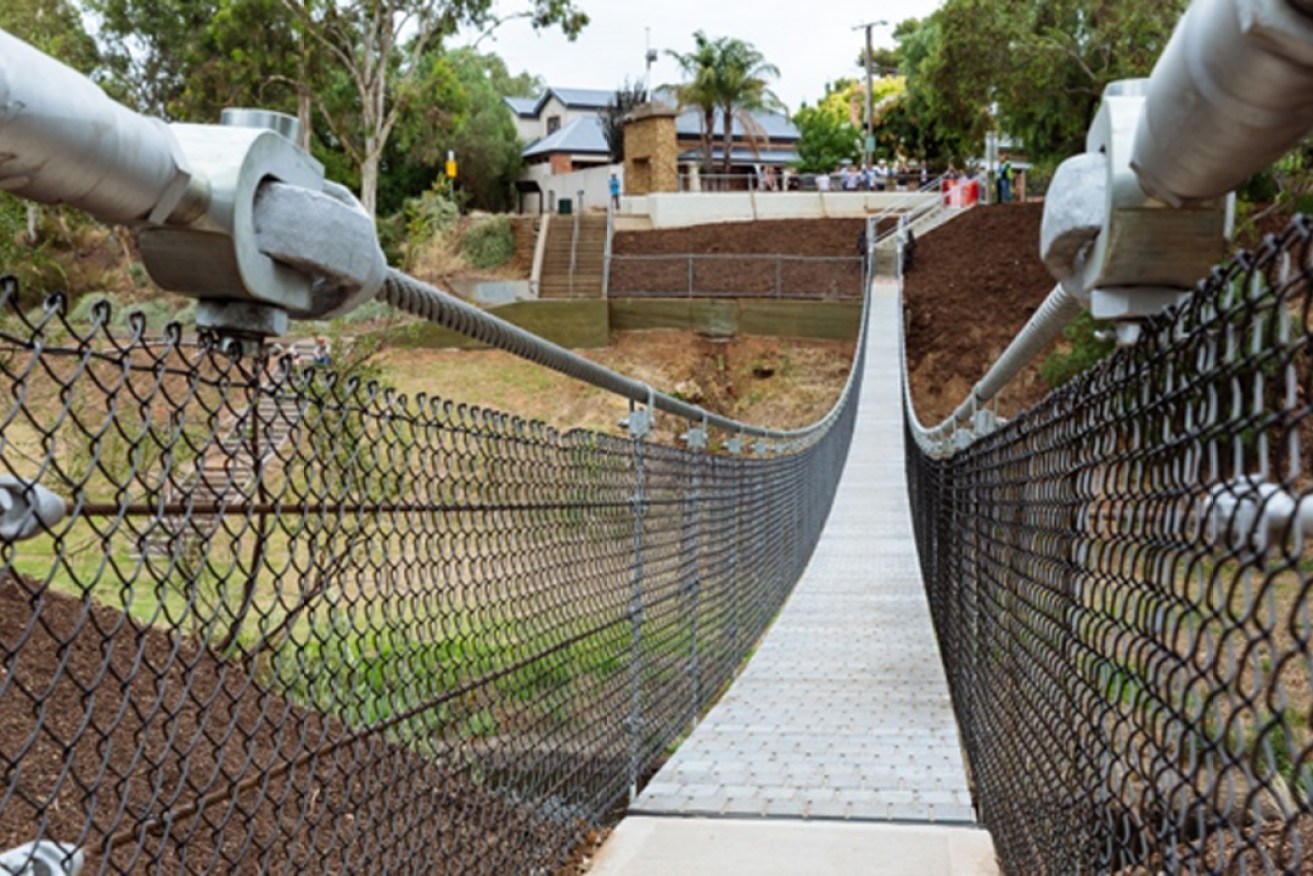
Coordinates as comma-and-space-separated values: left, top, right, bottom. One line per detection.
607, 253, 864, 300
678, 171, 939, 193
568, 205, 580, 299
0, 257, 868, 874
601, 196, 615, 299
906, 214, 1313, 874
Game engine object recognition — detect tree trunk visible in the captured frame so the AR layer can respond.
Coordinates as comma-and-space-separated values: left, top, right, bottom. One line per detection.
297, 88, 312, 153
721, 106, 734, 174
702, 108, 715, 175
360, 142, 379, 217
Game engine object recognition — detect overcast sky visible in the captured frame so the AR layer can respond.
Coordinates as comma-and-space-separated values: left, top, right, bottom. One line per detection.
465, 0, 948, 116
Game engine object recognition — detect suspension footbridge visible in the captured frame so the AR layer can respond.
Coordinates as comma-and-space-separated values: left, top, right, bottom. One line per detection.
590, 280, 993, 873
3, 1, 1313, 873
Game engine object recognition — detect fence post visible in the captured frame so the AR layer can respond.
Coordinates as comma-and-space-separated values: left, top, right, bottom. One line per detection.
727, 432, 745, 655
687, 256, 694, 299
624, 394, 652, 804
776, 257, 783, 299
681, 417, 708, 730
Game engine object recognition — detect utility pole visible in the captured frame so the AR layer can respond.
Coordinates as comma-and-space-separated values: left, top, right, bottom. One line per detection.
853, 21, 888, 169
645, 27, 658, 94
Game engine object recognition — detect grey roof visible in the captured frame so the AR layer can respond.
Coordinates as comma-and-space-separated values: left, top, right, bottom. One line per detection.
547, 87, 615, 109
516, 86, 618, 118
503, 96, 539, 117
521, 116, 609, 159
678, 146, 800, 166
674, 109, 799, 142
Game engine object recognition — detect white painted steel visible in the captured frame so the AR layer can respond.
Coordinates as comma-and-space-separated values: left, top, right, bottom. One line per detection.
0, 30, 197, 225
1133, 0, 1313, 206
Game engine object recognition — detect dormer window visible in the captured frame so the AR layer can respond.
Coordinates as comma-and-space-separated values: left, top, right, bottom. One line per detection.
547, 115, 561, 134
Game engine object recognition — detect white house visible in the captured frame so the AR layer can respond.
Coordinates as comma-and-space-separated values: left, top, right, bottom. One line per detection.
506, 86, 802, 212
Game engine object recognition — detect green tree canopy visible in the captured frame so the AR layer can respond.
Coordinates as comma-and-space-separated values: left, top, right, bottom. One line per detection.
793, 80, 862, 173
282, 0, 587, 214
900, 0, 1189, 166
2, 0, 98, 72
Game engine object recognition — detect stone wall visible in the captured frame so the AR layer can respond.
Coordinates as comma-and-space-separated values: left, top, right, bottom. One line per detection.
623, 104, 679, 196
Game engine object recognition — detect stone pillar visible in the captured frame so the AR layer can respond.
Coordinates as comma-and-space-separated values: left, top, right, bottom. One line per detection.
623, 103, 679, 196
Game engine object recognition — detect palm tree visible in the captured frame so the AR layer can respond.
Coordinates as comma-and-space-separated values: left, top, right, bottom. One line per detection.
664, 31, 722, 175
715, 39, 784, 174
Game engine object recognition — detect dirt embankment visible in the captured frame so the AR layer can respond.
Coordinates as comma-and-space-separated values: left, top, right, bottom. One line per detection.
902, 203, 1059, 425
0, 575, 573, 874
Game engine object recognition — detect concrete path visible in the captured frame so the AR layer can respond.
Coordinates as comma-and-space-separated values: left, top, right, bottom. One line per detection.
589, 283, 999, 874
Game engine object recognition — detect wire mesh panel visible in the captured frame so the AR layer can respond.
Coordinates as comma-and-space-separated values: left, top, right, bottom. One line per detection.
0, 281, 859, 875
907, 216, 1313, 874
608, 255, 864, 300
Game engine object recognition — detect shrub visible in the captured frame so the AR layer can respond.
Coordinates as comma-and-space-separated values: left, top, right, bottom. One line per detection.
461, 215, 514, 270
1039, 310, 1116, 389
68, 291, 122, 325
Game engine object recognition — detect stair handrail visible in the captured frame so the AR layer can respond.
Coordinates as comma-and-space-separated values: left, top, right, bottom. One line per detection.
602, 196, 615, 299
568, 205, 580, 298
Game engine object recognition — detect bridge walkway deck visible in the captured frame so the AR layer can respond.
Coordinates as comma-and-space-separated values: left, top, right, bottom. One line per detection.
589, 282, 999, 874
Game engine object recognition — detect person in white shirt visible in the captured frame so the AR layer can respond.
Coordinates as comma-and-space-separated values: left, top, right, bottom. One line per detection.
875, 158, 889, 192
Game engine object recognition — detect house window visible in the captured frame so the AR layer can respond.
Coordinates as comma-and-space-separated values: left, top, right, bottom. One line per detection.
546, 115, 561, 135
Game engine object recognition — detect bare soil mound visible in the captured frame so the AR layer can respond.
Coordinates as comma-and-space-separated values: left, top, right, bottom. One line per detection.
902, 203, 1058, 425
610, 218, 885, 299
613, 218, 871, 256
0, 575, 572, 874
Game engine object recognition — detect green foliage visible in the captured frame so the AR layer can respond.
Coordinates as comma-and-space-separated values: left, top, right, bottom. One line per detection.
665, 31, 782, 173
0, 0, 99, 72
793, 81, 861, 173
437, 49, 530, 213
0, 197, 70, 301
897, 0, 1188, 166
281, 0, 587, 214
68, 292, 123, 325
404, 181, 462, 246
664, 31, 722, 173
1039, 310, 1116, 389
461, 215, 514, 270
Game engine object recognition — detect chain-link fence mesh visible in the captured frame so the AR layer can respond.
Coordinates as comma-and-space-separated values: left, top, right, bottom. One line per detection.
908, 215, 1313, 874
0, 278, 860, 875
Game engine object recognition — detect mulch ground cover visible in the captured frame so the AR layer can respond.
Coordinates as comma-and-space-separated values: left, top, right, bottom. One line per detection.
0, 574, 576, 874
901, 202, 1059, 425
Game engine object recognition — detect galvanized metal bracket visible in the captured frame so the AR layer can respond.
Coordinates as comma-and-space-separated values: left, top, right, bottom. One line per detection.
681, 414, 709, 451
1041, 79, 1232, 345
620, 387, 655, 440
0, 477, 66, 542
0, 841, 84, 876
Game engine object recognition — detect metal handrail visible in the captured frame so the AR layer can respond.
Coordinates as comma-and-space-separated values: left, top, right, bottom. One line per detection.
568, 207, 580, 298
601, 196, 615, 299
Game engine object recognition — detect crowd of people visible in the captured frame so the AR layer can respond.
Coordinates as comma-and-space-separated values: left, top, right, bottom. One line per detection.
752, 156, 1020, 201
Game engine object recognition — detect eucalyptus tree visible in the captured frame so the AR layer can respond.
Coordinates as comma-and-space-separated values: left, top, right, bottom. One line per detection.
281, 0, 587, 215
899, 0, 1189, 166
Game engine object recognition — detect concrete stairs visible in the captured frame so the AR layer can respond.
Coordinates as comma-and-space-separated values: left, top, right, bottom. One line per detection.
538, 213, 606, 299
872, 204, 969, 279
135, 392, 304, 560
